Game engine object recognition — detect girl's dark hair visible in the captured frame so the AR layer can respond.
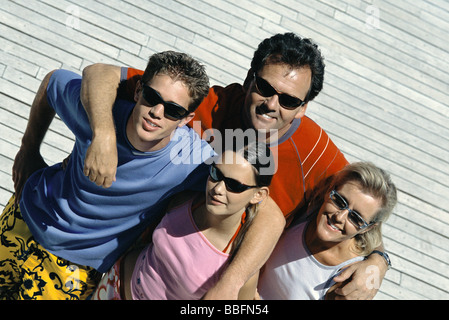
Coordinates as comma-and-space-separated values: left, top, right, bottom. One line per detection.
228, 141, 275, 258
251, 32, 325, 103
238, 141, 275, 187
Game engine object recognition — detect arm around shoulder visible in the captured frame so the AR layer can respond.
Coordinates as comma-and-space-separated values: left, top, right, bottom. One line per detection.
80, 63, 122, 188
237, 271, 260, 300
81, 63, 121, 133
331, 244, 389, 300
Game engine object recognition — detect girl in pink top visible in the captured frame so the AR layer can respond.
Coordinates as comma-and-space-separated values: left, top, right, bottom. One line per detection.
93, 142, 275, 300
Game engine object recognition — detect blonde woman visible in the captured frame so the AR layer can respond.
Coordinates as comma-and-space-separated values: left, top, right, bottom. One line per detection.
258, 162, 397, 300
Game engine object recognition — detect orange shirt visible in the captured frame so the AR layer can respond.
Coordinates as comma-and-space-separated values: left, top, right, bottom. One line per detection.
124, 68, 348, 223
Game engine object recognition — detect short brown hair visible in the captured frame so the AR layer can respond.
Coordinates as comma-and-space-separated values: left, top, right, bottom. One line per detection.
142, 51, 210, 112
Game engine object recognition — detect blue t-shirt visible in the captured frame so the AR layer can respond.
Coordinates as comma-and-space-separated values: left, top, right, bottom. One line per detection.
20, 70, 214, 272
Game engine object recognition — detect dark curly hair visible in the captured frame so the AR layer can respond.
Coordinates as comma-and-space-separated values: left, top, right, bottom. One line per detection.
250, 33, 325, 102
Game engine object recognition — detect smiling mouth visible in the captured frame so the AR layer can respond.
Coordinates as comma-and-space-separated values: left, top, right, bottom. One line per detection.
327, 215, 341, 232
255, 105, 276, 120
144, 118, 160, 129
261, 113, 275, 120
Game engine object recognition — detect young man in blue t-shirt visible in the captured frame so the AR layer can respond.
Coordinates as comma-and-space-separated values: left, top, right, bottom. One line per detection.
0, 51, 214, 300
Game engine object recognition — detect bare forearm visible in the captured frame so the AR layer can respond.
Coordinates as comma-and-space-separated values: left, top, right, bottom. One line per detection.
332, 241, 389, 300
81, 63, 121, 136
367, 242, 389, 271
231, 207, 283, 282
80, 63, 122, 187
21, 70, 56, 149
13, 70, 56, 201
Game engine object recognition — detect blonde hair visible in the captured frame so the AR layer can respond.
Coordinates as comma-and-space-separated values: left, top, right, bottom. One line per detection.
309, 162, 397, 256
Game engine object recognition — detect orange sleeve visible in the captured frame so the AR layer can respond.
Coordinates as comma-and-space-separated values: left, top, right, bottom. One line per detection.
189, 87, 220, 137
117, 67, 144, 101
269, 116, 348, 222
296, 117, 348, 189
127, 67, 144, 78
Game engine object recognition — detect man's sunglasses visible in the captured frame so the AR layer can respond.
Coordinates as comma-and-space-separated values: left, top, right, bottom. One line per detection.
209, 165, 257, 193
141, 84, 190, 120
253, 73, 308, 110
329, 190, 374, 230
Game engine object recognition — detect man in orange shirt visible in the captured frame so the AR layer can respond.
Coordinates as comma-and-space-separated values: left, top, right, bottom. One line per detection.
80, 33, 390, 299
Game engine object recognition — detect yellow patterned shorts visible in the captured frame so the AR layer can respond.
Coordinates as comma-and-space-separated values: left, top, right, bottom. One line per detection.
0, 195, 101, 300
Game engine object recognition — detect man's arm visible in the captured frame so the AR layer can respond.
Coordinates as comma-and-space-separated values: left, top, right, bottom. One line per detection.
331, 243, 389, 300
203, 197, 285, 299
12, 71, 56, 204
237, 271, 259, 300
80, 63, 122, 188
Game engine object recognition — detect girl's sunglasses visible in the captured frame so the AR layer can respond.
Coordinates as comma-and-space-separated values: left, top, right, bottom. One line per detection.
209, 165, 257, 193
141, 84, 190, 120
253, 73, 307, 110
329, 190, 374, 230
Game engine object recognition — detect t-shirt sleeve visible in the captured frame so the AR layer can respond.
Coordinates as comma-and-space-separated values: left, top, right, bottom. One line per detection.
46, 69, 91, 140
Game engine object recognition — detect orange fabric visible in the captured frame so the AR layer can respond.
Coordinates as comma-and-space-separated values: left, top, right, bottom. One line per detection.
127, 68, 144, 78
222, 212, 246, 254
125, 68, 348, 223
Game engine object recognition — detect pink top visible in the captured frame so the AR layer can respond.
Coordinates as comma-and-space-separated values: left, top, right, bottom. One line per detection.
131, 198, 230, 300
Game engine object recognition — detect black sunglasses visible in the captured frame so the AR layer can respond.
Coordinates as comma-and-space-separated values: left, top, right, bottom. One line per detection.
329, 190, 374, 230
253, 73, 307, 110
209, 165, 257, 193
141, 84, 190, 120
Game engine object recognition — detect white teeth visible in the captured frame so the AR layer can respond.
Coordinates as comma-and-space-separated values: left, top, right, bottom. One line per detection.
327, 216, 340, 231
146, 120, 157, 127
329, 223, 339, 231
262, 114, 274, 119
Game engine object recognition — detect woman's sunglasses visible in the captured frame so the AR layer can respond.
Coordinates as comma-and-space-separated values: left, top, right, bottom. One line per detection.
141, 84, 190, 121
253, 73, 308, 110
209, 165, 257, 193
329, 190, 374, 230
